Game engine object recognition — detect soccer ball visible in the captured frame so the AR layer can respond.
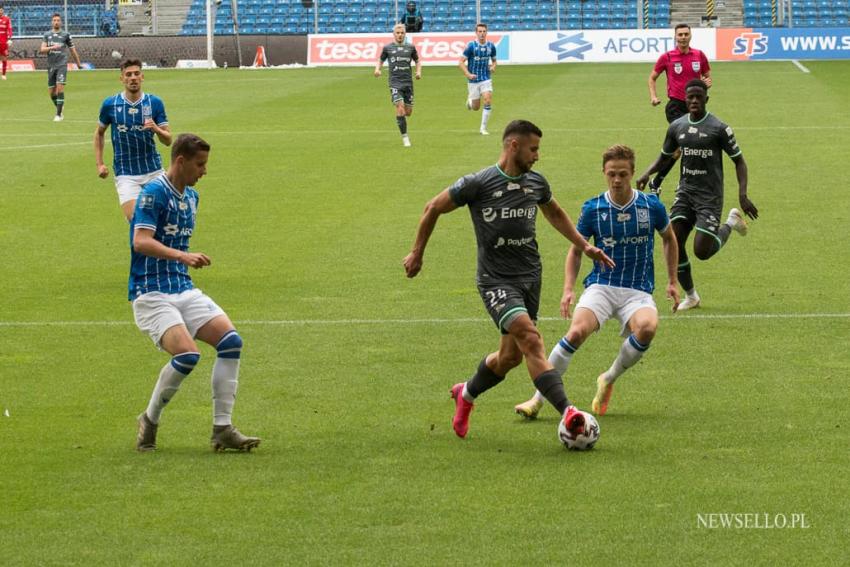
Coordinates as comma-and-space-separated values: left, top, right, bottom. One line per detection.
111, 50, 122, 60
558, 411, 600, 450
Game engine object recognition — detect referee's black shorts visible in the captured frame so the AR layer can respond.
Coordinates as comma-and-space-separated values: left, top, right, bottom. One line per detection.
665, 98, 688, 123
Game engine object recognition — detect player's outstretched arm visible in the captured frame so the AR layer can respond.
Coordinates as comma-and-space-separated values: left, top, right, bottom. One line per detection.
94, 125, 109, 179
71, 46, 82, 67
560, 244, 583, 319
540, 198, 615, 269
732, 155, 758, 219
659, 223, 680, 312
636, 153, 672, 190
403, 189, 458, 278
133, 228, 211, 268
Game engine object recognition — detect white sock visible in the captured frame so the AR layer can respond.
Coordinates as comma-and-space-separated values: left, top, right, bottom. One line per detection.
212, 357, 240, 426
603, 335, 648, 384
481, 107, 491, 130
146, 352, 199, 424
549, 337, 578, 376
686, 289, 699, 299
461, 383, 475, 403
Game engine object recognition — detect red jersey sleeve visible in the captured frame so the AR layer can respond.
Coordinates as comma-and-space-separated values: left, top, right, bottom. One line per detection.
653, 52, 668, 75
700, 51, 710, 73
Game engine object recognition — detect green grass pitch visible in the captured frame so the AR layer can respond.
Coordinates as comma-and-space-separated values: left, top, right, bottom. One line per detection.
1, 60, 849, 564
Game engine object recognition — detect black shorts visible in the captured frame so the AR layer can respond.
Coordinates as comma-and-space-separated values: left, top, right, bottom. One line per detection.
390, 85, 414, 106
665, 98, 688, 123
477, 279, 541, 334
669, 189, 724, 243
47, 65, 68, 87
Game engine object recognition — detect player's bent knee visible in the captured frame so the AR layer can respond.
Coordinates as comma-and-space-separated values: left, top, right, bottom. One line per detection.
513, 326, 543, 353
172, 352, 201, 374
498, 350, 523, 370
633, 322, 657, 343
694, 244, 716, 261
216, 330, 242, 359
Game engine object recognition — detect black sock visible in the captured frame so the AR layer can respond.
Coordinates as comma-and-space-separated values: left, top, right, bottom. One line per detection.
396, 116, 407, 135
678, 259, 694, 293
717, 224, 731, 248
51, 94, 58, 107
533, 369, 570, 414
56, 94, 64, 115
465, 358, 505, 398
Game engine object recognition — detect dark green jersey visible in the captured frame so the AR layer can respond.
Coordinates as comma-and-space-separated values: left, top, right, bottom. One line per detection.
43, 29, 74, 67
662, 112, 742, 198
449, 165, 553, 283
379, 42, 418, 89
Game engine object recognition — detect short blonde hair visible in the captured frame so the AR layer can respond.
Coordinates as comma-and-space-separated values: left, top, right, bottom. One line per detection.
393, 23, 406, 33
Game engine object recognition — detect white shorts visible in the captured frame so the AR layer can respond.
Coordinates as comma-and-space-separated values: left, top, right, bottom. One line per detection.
575, 285, 657, 337
116, 170, 164, 205
467, 79, 493, 101
133, 288, 226, 349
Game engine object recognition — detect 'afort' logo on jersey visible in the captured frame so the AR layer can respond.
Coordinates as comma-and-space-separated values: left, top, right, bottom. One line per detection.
163, 223, 193, 237
732, 32, 768, 56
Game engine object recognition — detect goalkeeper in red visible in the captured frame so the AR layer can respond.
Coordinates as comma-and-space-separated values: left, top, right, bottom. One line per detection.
0, 6, 11, 80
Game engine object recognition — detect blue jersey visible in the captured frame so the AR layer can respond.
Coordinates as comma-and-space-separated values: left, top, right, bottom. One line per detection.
98, 92, 168, 177
576, 190, 670, 294
463, 41, 497, 83
128, 174, 198, 300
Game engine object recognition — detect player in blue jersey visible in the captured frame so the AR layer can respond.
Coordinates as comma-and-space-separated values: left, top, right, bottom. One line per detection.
404, 120, 614, 442
515, 145, 679, 419
459, 23, 497, 135
637, 79, 757, 311
94, 58, 172, 222
131, 133, 260, 453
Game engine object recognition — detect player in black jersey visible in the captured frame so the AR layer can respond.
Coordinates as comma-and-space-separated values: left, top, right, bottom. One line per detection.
404, 120, 614, 442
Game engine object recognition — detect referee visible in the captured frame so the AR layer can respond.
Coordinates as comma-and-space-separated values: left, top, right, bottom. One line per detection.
647, 23, 711, 193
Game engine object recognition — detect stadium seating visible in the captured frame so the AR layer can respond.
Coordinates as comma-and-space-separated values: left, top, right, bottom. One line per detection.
7, 0, 849, 38
179, 0, 655, 35
5, 0, 107, 36
744, 0, 850, 26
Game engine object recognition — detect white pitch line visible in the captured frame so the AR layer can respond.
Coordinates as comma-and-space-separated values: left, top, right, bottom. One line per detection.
2, 141, 90, 150
0, 312, 848, 328
791, 59, 811, 74
195, 125, 850, 136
